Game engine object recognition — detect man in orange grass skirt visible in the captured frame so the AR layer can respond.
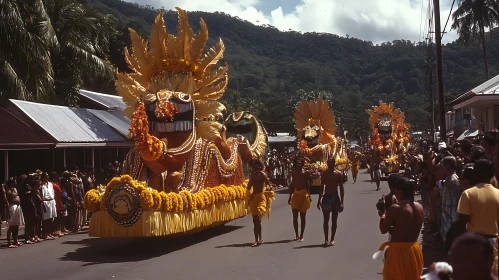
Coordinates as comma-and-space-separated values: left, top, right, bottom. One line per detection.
288, 157, 312, 242
375, 176, 424, 280
247, 159, 274, 247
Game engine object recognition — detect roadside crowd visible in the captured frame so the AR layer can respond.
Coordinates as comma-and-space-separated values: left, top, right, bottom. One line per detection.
0, 163, 121, 248
266, 149, 295, 188
375, 133, 499, 279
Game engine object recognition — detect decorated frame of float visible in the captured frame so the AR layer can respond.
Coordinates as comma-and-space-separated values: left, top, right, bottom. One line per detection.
84, 8, 268, 237
293, 97, 348, 187
366, 102, 410, 176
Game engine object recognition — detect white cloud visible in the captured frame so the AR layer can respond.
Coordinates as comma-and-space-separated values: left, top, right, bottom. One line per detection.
126, 0, 459, 44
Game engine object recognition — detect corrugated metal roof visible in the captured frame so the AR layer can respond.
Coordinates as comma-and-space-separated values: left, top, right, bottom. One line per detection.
78, 89, 126, 110
472, 74, 499, 94
88, 109, 130, 137
10, 100, 126, 143
447, 74, 499, 106
0, 107, 54, 146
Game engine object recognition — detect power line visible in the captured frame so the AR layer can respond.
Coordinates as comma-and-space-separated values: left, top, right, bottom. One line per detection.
441, 0, 456, 39
419, 0, 426, 42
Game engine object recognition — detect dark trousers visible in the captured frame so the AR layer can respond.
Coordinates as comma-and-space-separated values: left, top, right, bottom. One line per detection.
67, 206, 77, 231
23, 211, 36, 241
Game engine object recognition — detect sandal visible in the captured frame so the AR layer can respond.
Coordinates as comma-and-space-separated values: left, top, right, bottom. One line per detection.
322, 241, 329, 246
17, 242, 24, 246
26, 240, 35, 244
8, 244, 18, 248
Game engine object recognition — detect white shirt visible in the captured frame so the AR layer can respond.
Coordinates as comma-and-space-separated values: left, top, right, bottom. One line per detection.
41, 181, 55, 201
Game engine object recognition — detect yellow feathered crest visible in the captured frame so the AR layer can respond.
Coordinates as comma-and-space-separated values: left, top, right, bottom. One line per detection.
116, 8, 228, 124
366, 101, 406, 129
294, 96, 337, 137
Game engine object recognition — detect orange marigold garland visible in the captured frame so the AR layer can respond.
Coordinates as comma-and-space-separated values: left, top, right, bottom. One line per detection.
152, 189, 162, 211
155, 99, 179, 120
298, 139, 312, 156
92, 175, 249, 214
139, 188, 154, 210
129, 101, 167, 161
159, 192, 170, 211
83, 189, 100, 213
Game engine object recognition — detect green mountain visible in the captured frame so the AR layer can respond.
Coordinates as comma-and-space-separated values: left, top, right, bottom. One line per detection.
88, 0, 498, 139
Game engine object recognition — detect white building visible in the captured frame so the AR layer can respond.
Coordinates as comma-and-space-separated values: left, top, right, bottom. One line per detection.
446, 74, 499, 142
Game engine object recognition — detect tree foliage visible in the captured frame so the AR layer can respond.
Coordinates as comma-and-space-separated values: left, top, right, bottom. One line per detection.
4, 0, 499, 142
452, 0, 499, 79
0, 0, 114, 105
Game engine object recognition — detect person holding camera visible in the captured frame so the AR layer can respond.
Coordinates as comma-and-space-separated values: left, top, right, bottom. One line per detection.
376, 177, 424, 280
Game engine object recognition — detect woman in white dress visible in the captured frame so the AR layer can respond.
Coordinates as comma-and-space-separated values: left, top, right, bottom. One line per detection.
41, 172, 57, 239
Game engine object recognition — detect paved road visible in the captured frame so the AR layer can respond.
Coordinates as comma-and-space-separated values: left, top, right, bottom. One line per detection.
1, 171, 391, 280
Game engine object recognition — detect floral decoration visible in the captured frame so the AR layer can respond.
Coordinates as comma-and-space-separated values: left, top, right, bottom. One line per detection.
88, 175, 250, 215
83, 189, 101, 213
129, 101, 167, 161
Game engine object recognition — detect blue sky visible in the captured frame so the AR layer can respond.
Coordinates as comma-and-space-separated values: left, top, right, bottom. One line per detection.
126, 0, 458, 44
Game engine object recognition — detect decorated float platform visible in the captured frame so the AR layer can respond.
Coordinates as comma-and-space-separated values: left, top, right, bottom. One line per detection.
85, 176, 248, 237
84, 8, 269, 237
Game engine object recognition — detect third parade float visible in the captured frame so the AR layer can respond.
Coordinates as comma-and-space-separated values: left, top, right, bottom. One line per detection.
366, 101, 410, 177
83, 8, 271, 237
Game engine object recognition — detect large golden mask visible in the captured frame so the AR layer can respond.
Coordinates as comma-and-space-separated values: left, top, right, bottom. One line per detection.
293, 96, 337, 147
117, 8, 230, 160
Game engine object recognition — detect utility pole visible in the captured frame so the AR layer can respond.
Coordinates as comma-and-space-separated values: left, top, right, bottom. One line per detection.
426, 60, 435, 137
434, 0, 446, 142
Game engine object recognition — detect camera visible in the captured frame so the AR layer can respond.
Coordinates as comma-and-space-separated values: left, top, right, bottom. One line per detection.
376, 201, 385, 212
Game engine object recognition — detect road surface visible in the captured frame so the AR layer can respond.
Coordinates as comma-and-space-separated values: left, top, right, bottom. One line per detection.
1, 171, 396, 280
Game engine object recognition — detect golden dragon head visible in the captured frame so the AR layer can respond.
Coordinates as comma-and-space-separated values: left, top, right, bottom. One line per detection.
117, 8, 229, 155
293, 96, 337, 147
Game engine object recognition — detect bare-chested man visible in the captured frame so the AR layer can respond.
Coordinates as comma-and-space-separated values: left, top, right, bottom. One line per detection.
372, 152, 382, 191
5, 178, 24, 248
377, 176, 424, 279
247, 159, 271, 247
288, 157, 312, 241
317, 158, 344, 246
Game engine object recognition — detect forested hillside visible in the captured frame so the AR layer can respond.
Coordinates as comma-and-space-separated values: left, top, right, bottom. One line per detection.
88, 0, 499, 139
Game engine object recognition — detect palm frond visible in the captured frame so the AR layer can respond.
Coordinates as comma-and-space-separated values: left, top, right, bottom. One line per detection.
0, 61, 32, 101
65, 42, 113, 79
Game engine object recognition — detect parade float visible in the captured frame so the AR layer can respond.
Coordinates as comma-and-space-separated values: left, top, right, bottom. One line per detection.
294, 97, 348, 187
366, 101, 410, 175
83, 8, 268, 237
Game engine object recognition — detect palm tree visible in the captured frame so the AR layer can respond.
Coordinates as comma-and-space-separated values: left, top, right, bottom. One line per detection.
0, 0, 114, 105
0, 0, 54, 103
452, 0, 499, 80
42, 0, 114, 105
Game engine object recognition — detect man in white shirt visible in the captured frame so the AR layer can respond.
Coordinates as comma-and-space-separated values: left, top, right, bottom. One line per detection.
41, 172, 57, 239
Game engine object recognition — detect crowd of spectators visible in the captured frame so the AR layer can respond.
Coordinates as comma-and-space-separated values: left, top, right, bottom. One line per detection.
0, 162, 122, 248
265, 149, 296, 188
386, 132, 499, 279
